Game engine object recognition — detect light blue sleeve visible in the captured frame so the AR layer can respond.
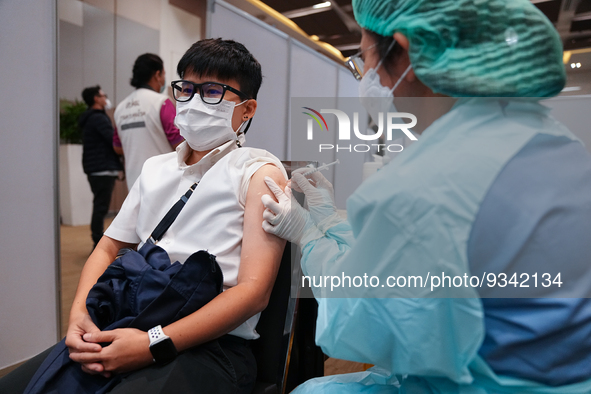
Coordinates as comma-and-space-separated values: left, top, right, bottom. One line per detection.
299, 188, 484, 385
300, 220, 354, 278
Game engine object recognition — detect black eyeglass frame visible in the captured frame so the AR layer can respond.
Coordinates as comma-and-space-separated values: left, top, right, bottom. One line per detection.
170, 80, 250, 104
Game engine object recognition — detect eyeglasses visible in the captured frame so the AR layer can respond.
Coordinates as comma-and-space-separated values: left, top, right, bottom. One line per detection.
344, 43, 377, 81
171, 80, 248, 104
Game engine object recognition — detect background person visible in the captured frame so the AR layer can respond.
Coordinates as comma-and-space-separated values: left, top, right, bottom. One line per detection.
113, 53, 184, 190
0, 39, 287, 394
262, 0, 591, 393
80, 85, 123, 249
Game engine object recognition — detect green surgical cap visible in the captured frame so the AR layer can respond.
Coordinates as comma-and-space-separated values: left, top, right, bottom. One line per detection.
352, 0, 566, 98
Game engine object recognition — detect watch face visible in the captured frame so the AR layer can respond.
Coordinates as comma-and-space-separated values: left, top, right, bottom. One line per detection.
150, 338, 177, 363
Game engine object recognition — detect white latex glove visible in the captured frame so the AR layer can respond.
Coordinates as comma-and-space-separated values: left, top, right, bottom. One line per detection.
291, 170, 344, 233
261, 176, 323, 248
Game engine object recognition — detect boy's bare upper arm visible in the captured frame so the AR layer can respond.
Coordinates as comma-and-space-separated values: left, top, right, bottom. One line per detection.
238, 164, 287, 304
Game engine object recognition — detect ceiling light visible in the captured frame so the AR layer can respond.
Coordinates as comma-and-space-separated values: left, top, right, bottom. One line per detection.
283, 2, 332, 18
335, 43, 362, 51
577, 63, 582, 68
571, 63, 576, 68
312, 2, 331, 9
561, 86, 582, 92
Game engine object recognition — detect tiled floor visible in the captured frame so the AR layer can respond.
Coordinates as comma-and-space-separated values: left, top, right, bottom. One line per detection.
58, 219, 366, 378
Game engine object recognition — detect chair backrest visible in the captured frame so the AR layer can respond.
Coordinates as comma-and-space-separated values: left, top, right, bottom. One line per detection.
251, 243, 294, 394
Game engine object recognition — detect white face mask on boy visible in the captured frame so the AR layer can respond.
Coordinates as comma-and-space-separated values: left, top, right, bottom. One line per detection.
175, 98, 247, 151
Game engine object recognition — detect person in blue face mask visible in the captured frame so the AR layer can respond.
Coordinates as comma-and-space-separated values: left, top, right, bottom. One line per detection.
261, 0, 591, 393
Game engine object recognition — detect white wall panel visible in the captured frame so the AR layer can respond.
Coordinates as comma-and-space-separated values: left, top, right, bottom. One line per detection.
115, 16, 160, 104
59, 20, 84, 102
83, 0, 115, 13
334, 69, 366, 208
289, 42, 338, 99
116, 0, 161, 30
159, 0, 201, 86
58, 0, 83, 26
289, 42, 340, 193
0, 0, 59, 369
82, 3, 115, 100
337, 67, 359, 98
210, 2, 290, 159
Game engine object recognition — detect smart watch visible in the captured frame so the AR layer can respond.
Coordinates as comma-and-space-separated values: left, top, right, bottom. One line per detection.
148, 325, 178, 364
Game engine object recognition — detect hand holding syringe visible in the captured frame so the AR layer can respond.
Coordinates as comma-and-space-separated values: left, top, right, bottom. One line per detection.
289, 159, 339, 192
262, 159, 341, 241
300, 159, 340, 177
287, 160, 340, 227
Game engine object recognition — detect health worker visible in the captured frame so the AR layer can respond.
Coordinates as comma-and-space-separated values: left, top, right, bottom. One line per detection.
261, 0, 591, 393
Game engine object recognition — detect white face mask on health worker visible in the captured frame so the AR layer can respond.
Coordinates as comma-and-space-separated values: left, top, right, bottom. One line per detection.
358, 54, 412, 125
175, 98, 247, 151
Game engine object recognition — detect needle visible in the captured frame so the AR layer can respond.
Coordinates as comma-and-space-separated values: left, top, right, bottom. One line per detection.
301, 159, 340, 177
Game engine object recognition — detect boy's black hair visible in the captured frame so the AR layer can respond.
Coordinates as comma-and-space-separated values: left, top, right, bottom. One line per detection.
177, 38, 263, 100
131, 53, 164, 88
81, 85, 101, 107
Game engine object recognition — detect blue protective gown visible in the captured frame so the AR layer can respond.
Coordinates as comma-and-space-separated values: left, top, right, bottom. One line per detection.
293, 98, 591, 393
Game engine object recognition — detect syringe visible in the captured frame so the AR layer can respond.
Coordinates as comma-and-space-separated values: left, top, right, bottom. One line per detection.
301, 159, 340, 177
